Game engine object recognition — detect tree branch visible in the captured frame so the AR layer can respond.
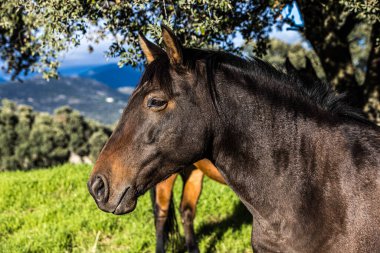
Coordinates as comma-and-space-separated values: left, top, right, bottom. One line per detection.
338, 12, 359, 39
364, 21, 380, 95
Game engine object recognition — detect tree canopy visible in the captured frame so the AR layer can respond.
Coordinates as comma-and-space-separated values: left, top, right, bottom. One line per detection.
0, 100, 111, 171
0, 0, 379, 121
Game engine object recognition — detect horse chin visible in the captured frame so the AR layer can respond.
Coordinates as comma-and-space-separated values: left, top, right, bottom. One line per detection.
112, 187, 138, 215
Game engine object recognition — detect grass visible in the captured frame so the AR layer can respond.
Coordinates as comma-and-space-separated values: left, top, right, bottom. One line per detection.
0, 164, 252, 253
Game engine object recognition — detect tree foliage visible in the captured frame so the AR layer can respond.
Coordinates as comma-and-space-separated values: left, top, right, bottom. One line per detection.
0, 0, 379, 120
0, 100, 111, 171
245, 39, 324, 78
0, 0, 285, 79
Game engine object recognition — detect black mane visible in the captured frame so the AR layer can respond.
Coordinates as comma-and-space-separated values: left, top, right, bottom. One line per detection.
141, 48, 371, 125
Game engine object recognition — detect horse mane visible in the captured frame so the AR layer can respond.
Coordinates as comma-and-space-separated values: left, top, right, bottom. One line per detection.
141, 47, 371, 125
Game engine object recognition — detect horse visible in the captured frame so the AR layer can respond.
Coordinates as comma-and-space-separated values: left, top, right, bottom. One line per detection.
153, 159, 225, 253
88, 25, 380, 252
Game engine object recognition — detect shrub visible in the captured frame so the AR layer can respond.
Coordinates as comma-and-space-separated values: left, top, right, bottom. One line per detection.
0, 100, 111, 171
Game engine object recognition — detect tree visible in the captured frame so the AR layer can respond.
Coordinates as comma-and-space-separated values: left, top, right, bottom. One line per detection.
88, 130, 110, 162
0, 1, 379, 120
27, 113, 70, 168
245, 38, 324, 79
278, 0, 379, 123
54, 107, 91, 156
53, 106, 112, 161
0, 100, 19, 170
0, 100, 111, 171
0, 0, 273, 79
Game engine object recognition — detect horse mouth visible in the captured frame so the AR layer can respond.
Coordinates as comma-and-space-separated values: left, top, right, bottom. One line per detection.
113, 186, 137, 215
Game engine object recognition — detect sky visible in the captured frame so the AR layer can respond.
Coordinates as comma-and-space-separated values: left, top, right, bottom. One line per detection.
1, 2, 303, 80
59, 36, 118, 68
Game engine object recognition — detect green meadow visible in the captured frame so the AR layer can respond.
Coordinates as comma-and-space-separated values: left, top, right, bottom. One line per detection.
0, 164, 252, 253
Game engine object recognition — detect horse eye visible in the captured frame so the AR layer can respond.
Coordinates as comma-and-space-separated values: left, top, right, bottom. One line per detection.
147, 98, 167, 110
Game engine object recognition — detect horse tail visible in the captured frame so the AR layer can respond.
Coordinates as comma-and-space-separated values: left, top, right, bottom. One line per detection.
150, 186, 180, 252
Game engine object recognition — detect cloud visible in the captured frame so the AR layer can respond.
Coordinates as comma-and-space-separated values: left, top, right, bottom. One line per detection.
269, 24, 303, 44
270, 2, 304, 44
59, 36, 119, 68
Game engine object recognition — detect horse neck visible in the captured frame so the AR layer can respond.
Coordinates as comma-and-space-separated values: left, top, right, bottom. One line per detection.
207, 70, 350, 216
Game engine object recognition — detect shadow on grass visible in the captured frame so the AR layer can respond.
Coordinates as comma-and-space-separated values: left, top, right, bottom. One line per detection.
169, 201, 251, 253
197, 201, 251, 253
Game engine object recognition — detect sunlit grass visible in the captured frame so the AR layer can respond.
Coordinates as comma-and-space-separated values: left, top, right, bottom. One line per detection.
0, 164, 252, 252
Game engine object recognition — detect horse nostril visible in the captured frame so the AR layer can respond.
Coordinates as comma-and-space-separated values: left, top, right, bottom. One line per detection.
91, 175, 109, 203
95, 179, 104, 198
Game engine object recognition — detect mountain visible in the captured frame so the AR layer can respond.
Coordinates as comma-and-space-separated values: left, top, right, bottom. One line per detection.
0, 63, 141, 123
77, 64, 141, 89
58, 65, 100, 77
1, 63, 142, 92
0, 77, 129, 124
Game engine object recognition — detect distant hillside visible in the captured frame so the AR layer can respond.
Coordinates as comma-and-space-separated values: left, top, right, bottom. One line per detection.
0, 77, 129, 124
78, 64, 141, 89
1, 63, 141, 93
58, 65, 100, 77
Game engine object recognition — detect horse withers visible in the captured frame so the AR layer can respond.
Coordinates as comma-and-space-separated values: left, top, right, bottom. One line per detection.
88, 25, 380, 252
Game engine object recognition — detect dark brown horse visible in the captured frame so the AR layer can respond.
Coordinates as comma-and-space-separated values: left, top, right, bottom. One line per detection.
153, 159, 225, 253
88, 26, 380, 252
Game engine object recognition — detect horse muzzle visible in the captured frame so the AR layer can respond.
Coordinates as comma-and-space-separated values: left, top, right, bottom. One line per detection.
88, 174, 137, 215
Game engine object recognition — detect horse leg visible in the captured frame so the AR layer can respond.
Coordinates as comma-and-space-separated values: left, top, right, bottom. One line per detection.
154, 174, 178, 253
180, 167, 204, 253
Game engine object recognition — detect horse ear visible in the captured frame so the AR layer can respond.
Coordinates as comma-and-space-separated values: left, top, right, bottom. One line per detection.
304, 57, 318, 78
161, 25, 183, 65
138, 32, 164, 64
285, 57, 297, 74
